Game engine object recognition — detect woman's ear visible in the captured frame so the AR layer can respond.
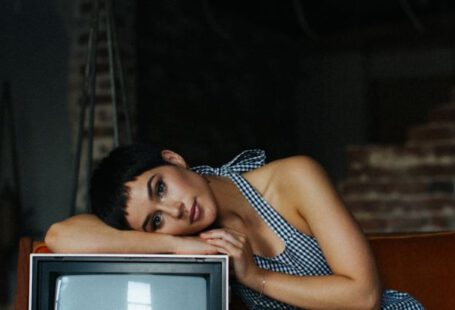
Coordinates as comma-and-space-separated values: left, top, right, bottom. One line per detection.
161, 149, 189, 168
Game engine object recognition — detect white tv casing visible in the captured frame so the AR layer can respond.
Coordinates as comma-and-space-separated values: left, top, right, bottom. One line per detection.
29, 254, 229, 310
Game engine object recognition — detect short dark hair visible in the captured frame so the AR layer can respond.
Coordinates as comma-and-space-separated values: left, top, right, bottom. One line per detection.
90, 144, 167, 230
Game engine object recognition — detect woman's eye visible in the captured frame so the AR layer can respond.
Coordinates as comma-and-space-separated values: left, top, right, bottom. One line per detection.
151, 212, 162, 230
155, 180, 166, 198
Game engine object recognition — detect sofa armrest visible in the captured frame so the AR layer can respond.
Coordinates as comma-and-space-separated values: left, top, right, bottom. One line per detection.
15, 237, 33, 310
369, 231, 455, 310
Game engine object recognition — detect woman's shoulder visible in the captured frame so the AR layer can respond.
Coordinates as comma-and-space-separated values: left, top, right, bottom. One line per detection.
254, 155, 323, 176
271, 155, 321, 170
244, 155, 324, 192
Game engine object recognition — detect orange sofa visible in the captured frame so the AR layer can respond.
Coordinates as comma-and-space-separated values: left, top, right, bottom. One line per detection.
16, 231, 455, 310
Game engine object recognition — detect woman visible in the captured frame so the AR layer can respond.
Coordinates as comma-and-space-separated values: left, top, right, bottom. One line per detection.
46, 144, 423, 309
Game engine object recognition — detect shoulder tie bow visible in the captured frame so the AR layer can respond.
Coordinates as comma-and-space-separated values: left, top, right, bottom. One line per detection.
192, 149, 266, 176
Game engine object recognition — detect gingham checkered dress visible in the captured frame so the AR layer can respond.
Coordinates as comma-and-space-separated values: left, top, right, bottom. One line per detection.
193, 150, 424, 310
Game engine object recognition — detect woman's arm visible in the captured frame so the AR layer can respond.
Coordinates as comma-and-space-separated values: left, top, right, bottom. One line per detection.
202, 156, 382, 310
203, 228, 380, 310
45, 214, 218, 254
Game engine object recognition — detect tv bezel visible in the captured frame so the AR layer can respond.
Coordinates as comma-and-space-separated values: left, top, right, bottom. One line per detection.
29, 254, 229, 310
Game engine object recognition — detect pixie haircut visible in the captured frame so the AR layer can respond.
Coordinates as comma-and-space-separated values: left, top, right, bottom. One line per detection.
90, 144, 166, 230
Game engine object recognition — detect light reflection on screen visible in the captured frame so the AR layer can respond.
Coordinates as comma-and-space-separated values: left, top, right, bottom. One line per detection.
54, 275, 207, 310
127, 281, 151, 310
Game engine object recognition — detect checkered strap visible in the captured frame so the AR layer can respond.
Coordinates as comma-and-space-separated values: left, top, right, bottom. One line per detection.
192, 149, 266, 175
193, 149, 294, 242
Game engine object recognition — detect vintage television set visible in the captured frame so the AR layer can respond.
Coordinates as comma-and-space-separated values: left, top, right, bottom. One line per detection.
29, 254, 229, 310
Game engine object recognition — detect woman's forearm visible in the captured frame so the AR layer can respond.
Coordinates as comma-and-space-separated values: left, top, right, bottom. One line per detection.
45, 214, 177, 254
244, 270, 381, 310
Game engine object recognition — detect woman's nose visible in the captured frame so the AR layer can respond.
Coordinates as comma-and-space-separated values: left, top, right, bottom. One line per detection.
160, 201, 184, 218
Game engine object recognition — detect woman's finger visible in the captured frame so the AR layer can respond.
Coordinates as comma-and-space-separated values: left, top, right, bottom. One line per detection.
200, 229, 245, 248
205, 237, 242, 257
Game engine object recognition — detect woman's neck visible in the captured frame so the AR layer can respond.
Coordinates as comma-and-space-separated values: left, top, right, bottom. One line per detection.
205, 175, 251, 231
205, 174, 283, 257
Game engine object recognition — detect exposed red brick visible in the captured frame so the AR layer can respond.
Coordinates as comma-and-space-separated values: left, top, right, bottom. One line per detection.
345, 146, 372, 165
346, 197, 455, 213
410, 164, 455, 176
340, 180, 428, 195
343, 87, 455, 233
386, 217, 429, 231
433, 144, 455, 155
408, 123, 455, 141
429, 216, 453, 228
347, 164, 455, 179
429, 103, 455, 122
345, 144, 455, 168
340, 178, 454, 195
355, 218, 388, 232
357, 216, 449, 233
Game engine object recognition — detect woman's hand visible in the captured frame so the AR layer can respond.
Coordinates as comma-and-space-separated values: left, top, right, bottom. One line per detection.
199, 228, 260, 284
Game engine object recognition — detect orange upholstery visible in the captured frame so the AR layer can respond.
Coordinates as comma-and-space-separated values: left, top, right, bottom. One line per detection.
369, 231, 455, 310
32, 241, 51, 253
15, 237, 32, 310
16, 232, 455, 310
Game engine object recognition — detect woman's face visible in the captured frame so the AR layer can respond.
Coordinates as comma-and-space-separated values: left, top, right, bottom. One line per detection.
124, 157, 218, 236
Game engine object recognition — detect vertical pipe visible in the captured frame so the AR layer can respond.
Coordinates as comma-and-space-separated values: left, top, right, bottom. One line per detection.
70, 0, 101, 215
85, 0, 101, 212
106, 0, 120, 147
111, 1, 133, 144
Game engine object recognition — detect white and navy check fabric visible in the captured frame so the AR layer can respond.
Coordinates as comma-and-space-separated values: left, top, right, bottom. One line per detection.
192, 150, 425, 310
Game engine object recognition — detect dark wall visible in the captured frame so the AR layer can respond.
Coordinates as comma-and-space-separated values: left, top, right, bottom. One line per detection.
136, 1, 302, 167
0, 0, 72, 237
135, 1, 455, 181
134, 1, 371, 180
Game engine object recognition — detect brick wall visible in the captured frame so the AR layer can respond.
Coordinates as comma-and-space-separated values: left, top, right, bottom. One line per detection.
67, 0, 136, 213
340, 87, 455, 232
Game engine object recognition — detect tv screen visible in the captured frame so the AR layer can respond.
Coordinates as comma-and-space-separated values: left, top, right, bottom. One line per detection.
29, 254, 229, 310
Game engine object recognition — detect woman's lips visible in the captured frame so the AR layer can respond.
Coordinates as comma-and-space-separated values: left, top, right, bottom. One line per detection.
190, 201, 200, 224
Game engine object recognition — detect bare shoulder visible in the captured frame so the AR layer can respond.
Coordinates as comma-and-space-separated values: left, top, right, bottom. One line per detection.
249, 155, 325, 182
243, 155, 326, 200
271, 155, 324, 175
243, 155, 334, 236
